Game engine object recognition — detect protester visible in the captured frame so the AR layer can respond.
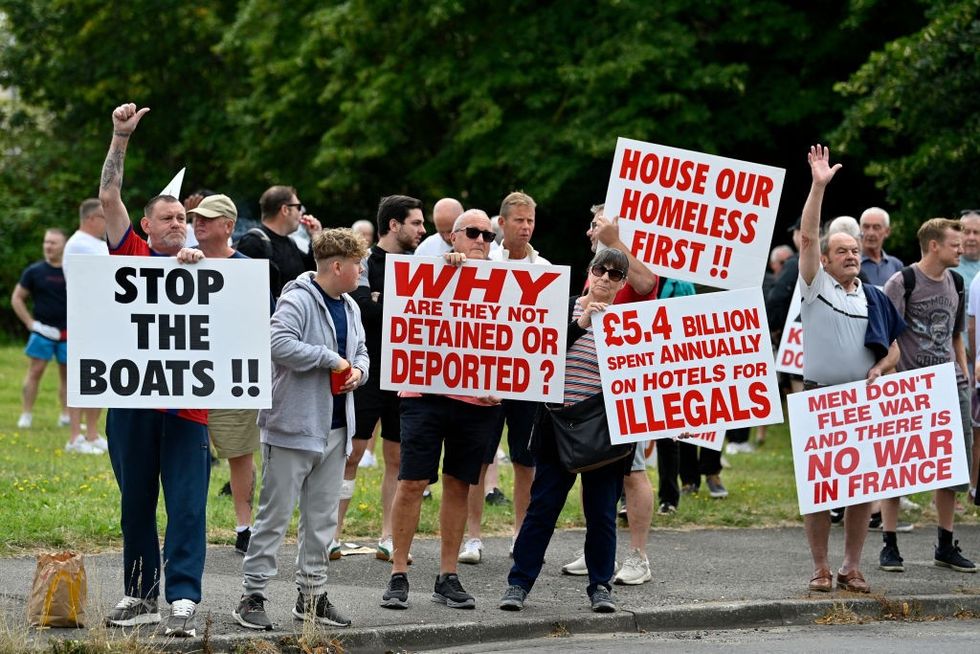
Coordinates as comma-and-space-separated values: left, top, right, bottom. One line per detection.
62, 199, 109, 452
11, 228, 71, 436
236, 185, 322, 299
98, 103, 209, 637
459, 192, 549, 565
500, 248, 633, 613
234, 228, 368, 630
186, 194, 261, 556
797, 144, 903, 593
415, 197, 463, 257
881, 217, 976, 574
561, 204, 658, 584
351, 218, 375, 245
343, 195, 426, 562
380, 209, 503, 610
764, 244, 794, 298
859, 207, 904, 286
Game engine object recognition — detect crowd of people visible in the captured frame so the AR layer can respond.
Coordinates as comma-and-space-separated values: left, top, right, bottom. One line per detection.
10, 104, 980, 635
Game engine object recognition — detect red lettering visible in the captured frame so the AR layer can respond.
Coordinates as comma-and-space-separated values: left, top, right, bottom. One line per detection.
393, 260, 456, 298
511, 270, 561, 305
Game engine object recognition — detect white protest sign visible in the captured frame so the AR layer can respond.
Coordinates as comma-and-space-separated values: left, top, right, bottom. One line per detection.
380, 255, 570, 402
66, 255, 271, 408
602, 137, 784, 289
675, 430, 726, 452
594, 287, 782, 444
788, 363, 967, 514
774, 285, 803, 374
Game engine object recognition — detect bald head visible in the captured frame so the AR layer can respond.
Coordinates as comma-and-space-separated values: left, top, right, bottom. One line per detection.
433, 198, 464, 244
451, 209, 493, 259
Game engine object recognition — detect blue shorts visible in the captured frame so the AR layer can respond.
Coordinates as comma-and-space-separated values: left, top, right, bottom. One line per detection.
25, 333, 68, 364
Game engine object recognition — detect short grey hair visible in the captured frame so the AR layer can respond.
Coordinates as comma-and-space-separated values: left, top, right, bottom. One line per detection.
860, 206, 890, 228
826, 215, 861, 241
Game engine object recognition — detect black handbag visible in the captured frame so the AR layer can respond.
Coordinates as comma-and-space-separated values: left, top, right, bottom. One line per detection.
545, 392, 634, 473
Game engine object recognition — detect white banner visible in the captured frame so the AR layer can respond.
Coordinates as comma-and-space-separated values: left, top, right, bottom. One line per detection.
66, 255, 272, 408
594, 287, 782, 444
788, 363, 967, 514
774, 286, 803, 374
380, 255, 570, 402
603, 137, 785, 289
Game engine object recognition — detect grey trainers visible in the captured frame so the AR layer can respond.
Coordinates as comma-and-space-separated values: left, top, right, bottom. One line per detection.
164, 599, 197, 637
292, 592, 351, 627
590, 587, 616, 613
106, 596, 161, 627
498, 585, 528, 611
706, 475, 728, 499
432, 573, 476, 609
614, 548, 652, 585
380, 572, 410, 609
233, 594, 273, 631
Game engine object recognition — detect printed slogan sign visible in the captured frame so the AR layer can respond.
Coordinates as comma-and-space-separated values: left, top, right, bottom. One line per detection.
594, 287, 782, 444
788, 364, 968, 514
380, 255, 570, 402
603, 138, 785, 289
775, 286, 803, 374
66, 255, 272, 408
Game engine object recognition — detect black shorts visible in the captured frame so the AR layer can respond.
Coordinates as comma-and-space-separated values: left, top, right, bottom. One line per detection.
483, 399, 537, 467
353, 379, 401, 442
399, 395, 501, 485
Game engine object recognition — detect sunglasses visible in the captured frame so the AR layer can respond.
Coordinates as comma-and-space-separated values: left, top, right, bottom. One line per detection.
454, 226, 496, 243
284, 203, 306, 213
590, 264, 626, 282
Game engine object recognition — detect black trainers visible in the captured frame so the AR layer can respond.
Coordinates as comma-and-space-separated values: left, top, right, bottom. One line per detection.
658, 502, 677, 515
380, 572, 410, 609
164, 599, 197, 637
829, 507, 845, 524
935, 540, 977, 573
868, 511, 882, 529
879, 543, 905, 572
233, 594, 273, 631
235, 528, 251, 555
106, 596, 161, 627
485, 487, 511, 506
292, 592, 351, 627
589, 586, 616, 613
432, 573, 476, 609
498, 585, 527, 611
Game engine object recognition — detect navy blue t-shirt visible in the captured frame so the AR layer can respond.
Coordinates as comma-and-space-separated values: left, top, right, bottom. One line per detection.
315, 282, 349, 430
19, 261, 67, 330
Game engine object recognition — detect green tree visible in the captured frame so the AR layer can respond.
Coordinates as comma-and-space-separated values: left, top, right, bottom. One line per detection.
833, 0, 980, 241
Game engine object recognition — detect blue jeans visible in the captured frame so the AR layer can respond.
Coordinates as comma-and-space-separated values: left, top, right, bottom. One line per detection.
107, 409, 210, 603
508, 454, 624, 597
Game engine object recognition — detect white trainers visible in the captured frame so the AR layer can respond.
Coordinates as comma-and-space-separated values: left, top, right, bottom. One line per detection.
58, 413, 70, 427
89, 436, 109, 452
900, 496, 921, 511
358, 450, 377, 468
614, 548, 652, 585
560, 551, 621, 576
17, 413, 32, 429
458, 538, 483, 564
65, 439, 103, 455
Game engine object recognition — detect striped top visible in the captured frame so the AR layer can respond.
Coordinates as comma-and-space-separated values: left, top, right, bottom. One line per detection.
563, 299, 603, 405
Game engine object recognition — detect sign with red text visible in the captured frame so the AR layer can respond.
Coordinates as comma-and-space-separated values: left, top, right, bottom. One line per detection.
594, 287, 782, 443
602, 138, 784, 289
66, 255, 271, 408
380, 255, 570, 401
775, 286, 803, 374
675, 430, 726, 452
788, 364, 967, 514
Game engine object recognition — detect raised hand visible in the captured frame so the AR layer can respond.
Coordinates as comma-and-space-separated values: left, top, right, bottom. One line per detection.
807, 144, 842, 187
111, 103, 150, 137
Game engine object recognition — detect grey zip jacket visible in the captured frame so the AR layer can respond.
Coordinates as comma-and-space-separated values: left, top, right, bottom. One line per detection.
258, 272, 369, 455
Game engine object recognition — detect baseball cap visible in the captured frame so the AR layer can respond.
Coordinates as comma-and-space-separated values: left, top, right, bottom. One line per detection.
190, 194, 237, 221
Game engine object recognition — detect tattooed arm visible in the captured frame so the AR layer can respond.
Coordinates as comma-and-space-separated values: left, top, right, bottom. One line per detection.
100, 103, 149, 248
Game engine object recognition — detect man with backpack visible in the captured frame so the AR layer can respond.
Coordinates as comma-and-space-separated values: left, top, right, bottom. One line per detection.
880, 218, 976, 574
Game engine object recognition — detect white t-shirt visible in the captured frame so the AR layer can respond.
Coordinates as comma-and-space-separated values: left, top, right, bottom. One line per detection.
489, 243, 550, 265
414, 233, 452, 257
63, 230, 109, 277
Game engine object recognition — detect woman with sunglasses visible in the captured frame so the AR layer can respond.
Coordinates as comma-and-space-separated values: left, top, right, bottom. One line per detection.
499, 248, 633, 613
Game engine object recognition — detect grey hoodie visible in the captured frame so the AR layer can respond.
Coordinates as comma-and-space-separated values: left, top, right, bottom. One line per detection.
258, 272, 369, 455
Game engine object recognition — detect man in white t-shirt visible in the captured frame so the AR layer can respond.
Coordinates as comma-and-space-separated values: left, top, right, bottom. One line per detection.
62, 198, 110, 453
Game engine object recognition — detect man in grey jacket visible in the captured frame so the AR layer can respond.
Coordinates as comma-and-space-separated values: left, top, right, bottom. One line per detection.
233, 229, 369, 630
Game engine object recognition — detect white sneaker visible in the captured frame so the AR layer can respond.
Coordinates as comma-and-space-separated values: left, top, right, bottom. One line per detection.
614, 548, 652, 585
17, 413, 32, 429
900, 496, 921, 511
65, 439, 103, 455
561, 551, 588, 575
88, 436, 109, 452
358, 450, 377, 468
458, 538, 483, 564
58, 413, 70, 427
165, 599, 197, 637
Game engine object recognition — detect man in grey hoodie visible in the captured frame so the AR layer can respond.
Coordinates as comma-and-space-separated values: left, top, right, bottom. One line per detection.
233, 228, 369, 630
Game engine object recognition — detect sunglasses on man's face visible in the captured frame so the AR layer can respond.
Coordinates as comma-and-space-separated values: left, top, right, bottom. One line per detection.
590, 264, 626, 282
455, 226, 495, 243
